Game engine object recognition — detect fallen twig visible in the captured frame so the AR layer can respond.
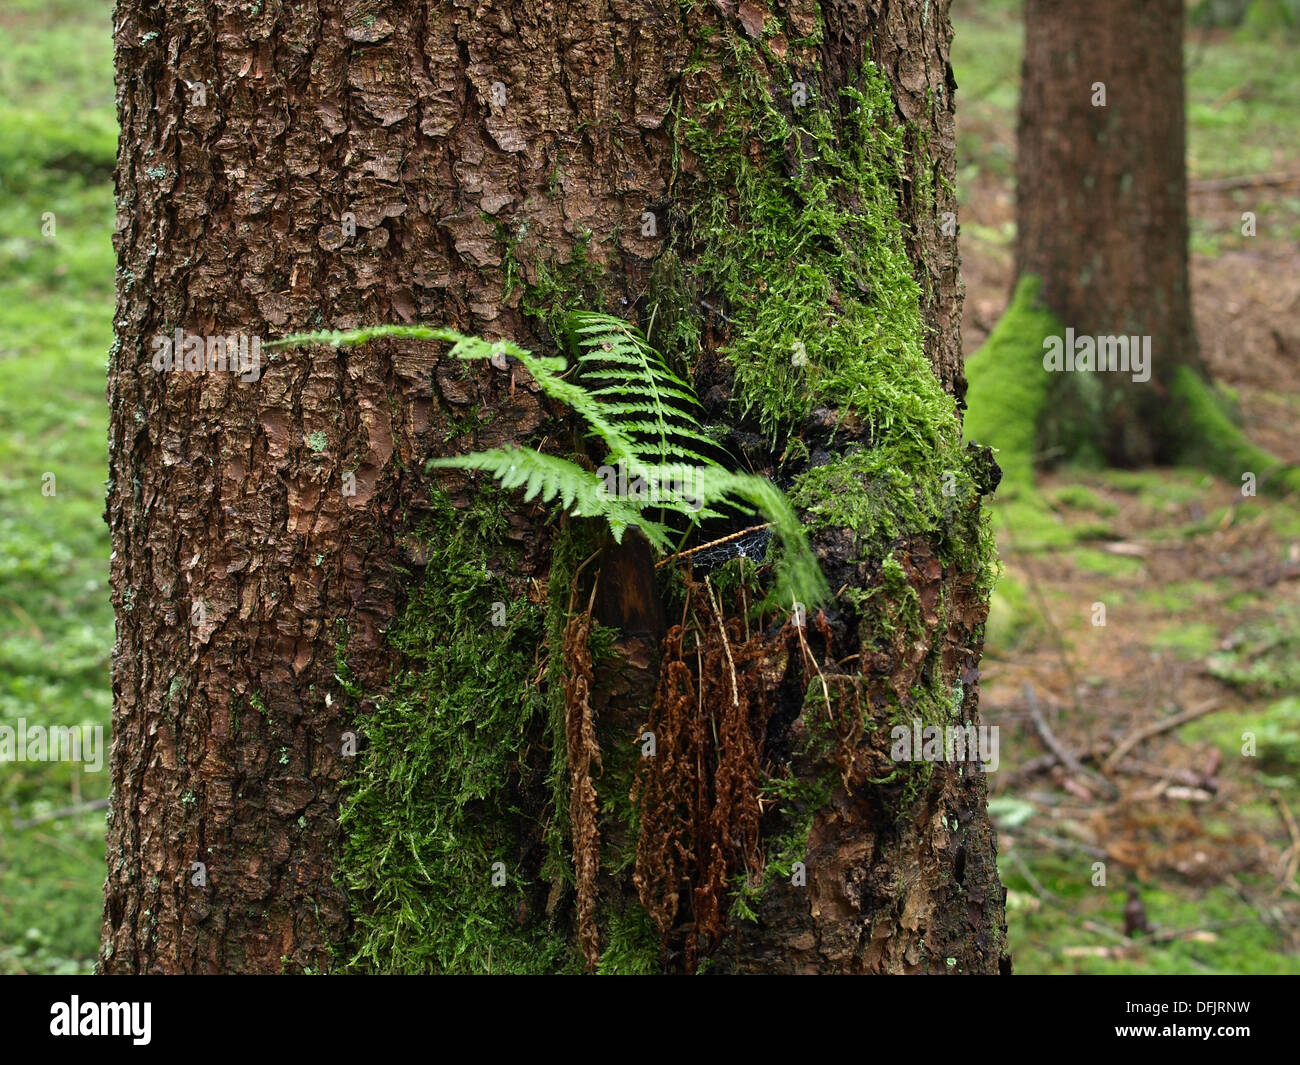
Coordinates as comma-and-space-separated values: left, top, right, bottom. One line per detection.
1272, 796, 1300, 890
1025, 683, 1118, 797
12, 798, 110, 830
1102, 698, 1223, 773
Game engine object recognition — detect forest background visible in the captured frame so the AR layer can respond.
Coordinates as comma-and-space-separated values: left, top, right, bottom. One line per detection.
1, 0, 1298, 973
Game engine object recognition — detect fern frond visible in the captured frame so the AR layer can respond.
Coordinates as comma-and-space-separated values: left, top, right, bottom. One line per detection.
265, 324, 463, 350
563, 311, 719, 470
428, 448, 676, 551
272, 322, 637, 462
429, 448, 601, 512
275, 314, 829, 609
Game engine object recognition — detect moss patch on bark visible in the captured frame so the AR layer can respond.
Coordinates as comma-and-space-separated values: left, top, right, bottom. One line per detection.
654, 37, 1000, 922
337, 489, 573, 973
336, 15, 1001, 973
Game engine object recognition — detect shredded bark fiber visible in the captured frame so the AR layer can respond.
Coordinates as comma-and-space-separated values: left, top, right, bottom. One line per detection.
630, 572, 775, 971
563, 583, 603, 971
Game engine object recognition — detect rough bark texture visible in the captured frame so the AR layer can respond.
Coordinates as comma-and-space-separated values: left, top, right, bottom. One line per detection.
104, 0, 1005, 973
1016, 0, 1201, 466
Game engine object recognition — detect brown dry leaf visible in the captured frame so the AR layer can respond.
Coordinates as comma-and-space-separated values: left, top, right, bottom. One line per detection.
738, 1, 766, 39
631, 571, 771, 972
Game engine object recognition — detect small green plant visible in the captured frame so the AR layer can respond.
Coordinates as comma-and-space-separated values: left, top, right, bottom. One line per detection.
272, 313, 828, 609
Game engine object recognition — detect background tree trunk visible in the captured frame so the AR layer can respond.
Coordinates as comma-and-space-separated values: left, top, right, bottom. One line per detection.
1015, 0, 1201, 467
104, 0, 1006, 973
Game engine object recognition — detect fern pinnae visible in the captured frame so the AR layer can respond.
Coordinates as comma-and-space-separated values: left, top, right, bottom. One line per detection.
272, 313, 829, 609
427, 448, 675, 550
565, 311, 712, 470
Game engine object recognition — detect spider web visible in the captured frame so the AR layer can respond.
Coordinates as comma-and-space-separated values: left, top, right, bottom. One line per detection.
687, 526, 774, 575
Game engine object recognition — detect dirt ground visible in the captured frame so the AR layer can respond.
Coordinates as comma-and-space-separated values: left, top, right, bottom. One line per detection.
957, 52, 1300, 968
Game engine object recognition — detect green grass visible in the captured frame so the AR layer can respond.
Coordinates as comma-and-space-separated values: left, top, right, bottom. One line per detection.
1001, 852, 1300, 974
0, 0, 116, 974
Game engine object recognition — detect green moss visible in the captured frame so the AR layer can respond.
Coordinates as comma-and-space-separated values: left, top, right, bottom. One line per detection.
677, 60, 957, 453
959, 275, 1105, 558
664, 48, 998, 589
1185, 695, 1300, 782
791, 447, 993, 588
661, 43, 1001, 917
1171, 366, 1300, 496
1238, 0, 1300, 40
966, 285, 1300, 501
984, 574, 1042, 653
1047, 483, 1118, 517
517, 229, 607, 334
643, 249, 703, 382
847, 552, 921, 639
596, 903, 662, 975
1207, 601, 1300, 695
1000, 850, 1300, 974
1092, 467, 1215, 506
734, 767, 834, 918
963, 275, 1062, 495
1121, 579, 1220, 612
338, 488, 572, 973
1150, 621, 1220, 660
541, 525, 582, 893
1071, 547, 1145, 578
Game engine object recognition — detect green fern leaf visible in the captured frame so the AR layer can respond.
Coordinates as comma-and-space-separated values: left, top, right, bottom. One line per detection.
427, 448, 676, 551
273, 314, 829, 608
563, 311, 719, 470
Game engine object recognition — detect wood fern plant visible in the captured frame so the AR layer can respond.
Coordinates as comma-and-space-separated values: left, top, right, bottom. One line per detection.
272, 312, 827, 610
272, 313, 830, 971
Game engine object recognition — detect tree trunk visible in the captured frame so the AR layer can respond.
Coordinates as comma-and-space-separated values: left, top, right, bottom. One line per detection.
103, 0, 1006, 974
1015, 0, 1201, 467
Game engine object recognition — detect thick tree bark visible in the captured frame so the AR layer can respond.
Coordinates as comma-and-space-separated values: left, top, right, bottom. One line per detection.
104, 0, 1005, 973
1015, 0, 1201, 466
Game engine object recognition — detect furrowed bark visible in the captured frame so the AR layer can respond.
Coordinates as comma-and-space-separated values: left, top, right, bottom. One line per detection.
104, 0, 1005, 973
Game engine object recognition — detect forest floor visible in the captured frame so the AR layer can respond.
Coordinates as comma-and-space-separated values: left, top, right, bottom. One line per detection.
0, 0, 1296, 973
0, 0, 116, 973
954, 0, 1300, 972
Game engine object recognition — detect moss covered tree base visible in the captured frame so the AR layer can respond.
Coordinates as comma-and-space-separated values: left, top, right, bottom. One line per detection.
1171, 368, 1300, 495
965, 275, 1300, 504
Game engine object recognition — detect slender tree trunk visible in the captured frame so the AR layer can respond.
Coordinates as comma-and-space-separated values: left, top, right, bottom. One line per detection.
1015, 0, 1201, 466
104, 0, 1005, 973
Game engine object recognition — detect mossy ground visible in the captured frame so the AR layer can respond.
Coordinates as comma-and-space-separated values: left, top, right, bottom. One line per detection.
955, 0, 1300, 972
982, 469, 1300, 973
0, 0, 116, 975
